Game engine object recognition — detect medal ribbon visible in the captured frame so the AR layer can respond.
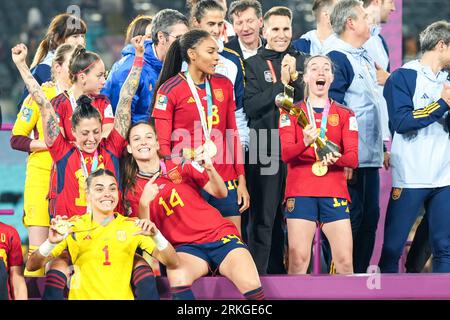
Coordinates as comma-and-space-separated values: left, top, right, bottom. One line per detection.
306, 98, 331, 160
185, 71, 213, 141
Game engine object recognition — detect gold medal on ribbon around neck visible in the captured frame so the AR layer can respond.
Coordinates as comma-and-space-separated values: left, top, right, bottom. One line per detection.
312, 161, 328, 176
203, 140, 217, 158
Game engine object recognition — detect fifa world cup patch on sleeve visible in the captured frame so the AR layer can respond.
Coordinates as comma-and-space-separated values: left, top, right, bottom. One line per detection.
104, 104, 114, 118
349, 116, 358, 131
155, 94, 168, 111
280, 114, 291, 128
20, 107, 33, 122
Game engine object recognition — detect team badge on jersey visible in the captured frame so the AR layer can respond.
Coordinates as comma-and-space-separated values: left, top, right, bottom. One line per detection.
20, 107, 33, 122
214, 89, 224, 102
279, 114, 291, 128
117, 230, 127, 242
349, 116, 358, 131
286, 198, 295, 212
264, 70, 273, 83
328, 114, 339, 126
155, 94, 168, 111
392, 188, 402, 200
168, 167, 182, 184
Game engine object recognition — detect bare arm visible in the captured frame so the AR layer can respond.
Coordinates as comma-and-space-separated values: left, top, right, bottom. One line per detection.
9, 266, 27, 300
12, 44, 60, 147
114, 36, 145, 138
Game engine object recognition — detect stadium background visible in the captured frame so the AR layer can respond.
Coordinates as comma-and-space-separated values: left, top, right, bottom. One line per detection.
0, 0, 449, 247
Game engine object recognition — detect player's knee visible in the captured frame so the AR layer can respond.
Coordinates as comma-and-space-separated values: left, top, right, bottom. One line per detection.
48, 258, 71, 277
431, 237, 450, 256
289, 246, 310, 268
334, 256, 353, 274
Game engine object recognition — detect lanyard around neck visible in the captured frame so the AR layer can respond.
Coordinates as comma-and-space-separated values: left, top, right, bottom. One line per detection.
306, 98, 331, 140
185, 71, 213, 141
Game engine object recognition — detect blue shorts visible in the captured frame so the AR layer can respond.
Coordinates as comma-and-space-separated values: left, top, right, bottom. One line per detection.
176, 234, 248, 272
201, 179, 240, 217
284, 196, 350, 223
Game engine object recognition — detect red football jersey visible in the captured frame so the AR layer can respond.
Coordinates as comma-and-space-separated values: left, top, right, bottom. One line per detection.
125, 159, 239, 247
279, 100, 358, 201
0, 222, 23, 299
48, 129, 126, 217
51, 92, 114, 142
152, 73, 244, 182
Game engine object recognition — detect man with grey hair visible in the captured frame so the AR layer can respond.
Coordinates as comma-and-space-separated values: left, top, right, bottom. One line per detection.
325, 0, 383, 273
103, 9, 189, 123
293, 0, 339, 55
379, 20, 450, 273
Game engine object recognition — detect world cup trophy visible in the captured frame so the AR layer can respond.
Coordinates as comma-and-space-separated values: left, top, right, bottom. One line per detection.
275, 84, 340, 160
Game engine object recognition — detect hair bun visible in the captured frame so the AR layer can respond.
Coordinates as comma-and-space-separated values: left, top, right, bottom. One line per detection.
77, 95, 92, 107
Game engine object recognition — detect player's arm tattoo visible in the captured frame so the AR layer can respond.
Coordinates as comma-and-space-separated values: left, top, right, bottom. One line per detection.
114, 62, 143, 138
18, 66, 60, 146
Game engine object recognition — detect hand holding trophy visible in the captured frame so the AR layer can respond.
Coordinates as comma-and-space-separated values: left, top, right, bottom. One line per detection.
275, 85, 340, 176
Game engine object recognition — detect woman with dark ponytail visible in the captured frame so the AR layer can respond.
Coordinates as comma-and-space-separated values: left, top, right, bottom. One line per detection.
18, 13, 87, 108
13, 37, 154, 300
151, 29, 249, 235
51, 45, 114, 142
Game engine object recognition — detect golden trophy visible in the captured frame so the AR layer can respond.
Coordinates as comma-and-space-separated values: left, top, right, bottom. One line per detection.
275, 85, 340, 176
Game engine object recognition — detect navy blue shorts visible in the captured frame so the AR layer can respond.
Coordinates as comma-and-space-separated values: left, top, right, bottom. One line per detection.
176, 234, 248, 272
201, 179, 240, 217
284, 196, 350, 223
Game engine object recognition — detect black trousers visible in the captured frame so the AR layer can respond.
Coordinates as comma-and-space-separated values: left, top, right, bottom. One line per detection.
246, 159, 287, 275
0, 260, 8, 300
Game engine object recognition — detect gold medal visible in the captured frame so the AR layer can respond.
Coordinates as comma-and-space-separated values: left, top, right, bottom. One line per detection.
312, 161, 328, 176
182, 148, 196, 160
203, 140, 217, 158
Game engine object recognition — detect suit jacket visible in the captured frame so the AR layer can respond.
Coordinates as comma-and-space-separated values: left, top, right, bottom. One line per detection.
225, 36, 266, 60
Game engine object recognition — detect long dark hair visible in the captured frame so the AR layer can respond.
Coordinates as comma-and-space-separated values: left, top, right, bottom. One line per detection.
69, 45, 102, 83
121, 120, 160, 213
31, 13, 87, 69
151, 28, 211, 108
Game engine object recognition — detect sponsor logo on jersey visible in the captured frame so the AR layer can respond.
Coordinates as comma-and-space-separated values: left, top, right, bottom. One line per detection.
117, 230, 127, 242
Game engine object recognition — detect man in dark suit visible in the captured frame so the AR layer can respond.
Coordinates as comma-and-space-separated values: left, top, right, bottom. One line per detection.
226, 0, 265, 60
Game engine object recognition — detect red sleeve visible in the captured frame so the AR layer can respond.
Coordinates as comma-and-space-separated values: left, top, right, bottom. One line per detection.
225, 81, 245, 177
279, 112, 309, 163
51, 95, 66, 129
8, 227, 23, 267
151, 87, 176, 157
182, 161, 210, 189
95, 96, 115, 124
105, 128, 128, 157
334, 110, 359, 168
47, 133, 73, 162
